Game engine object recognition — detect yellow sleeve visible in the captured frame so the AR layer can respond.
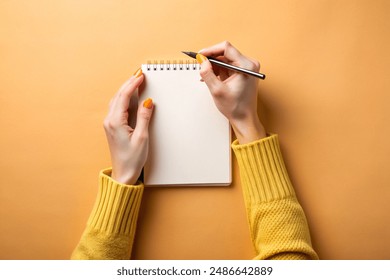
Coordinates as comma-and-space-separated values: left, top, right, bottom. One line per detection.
71, 168, 144, 260
232, 134, 319, 260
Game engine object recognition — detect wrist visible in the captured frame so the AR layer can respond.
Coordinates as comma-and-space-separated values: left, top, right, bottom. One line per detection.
112, 168, 139, 185
231, 116, 266, 144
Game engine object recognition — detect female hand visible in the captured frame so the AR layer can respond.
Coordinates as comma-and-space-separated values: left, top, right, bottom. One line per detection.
197, 41, 266, 144
103, 69, 154, 185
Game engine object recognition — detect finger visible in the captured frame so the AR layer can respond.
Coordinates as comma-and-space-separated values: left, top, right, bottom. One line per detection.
112, 69, 144, 117
196, 53, 224, 94
109, 77, 134, 112
199, 41, 258, 71
128, 89, 139, 129
134, 98, 154, 137
199, 41, 244, 64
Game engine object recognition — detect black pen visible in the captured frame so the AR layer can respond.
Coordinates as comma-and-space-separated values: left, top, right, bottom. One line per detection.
182, 51, 266, 80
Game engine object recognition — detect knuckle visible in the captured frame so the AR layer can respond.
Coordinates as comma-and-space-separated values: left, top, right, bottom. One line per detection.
244, 59, 261, 71
103, 118, 117, 131
252, 60, 261, 71
223, 40, 231, 49
139, 110, 152, 122
211, 84, 225, 98
222, 41, 233, 54
134, 131, 149, 143
138, 132, 149, 142
103, 118, 111, 130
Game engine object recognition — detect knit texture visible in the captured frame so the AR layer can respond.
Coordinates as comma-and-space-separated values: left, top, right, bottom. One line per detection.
232, 134, 318, 259
71, 135, 318, 259
71, 168, 143, 260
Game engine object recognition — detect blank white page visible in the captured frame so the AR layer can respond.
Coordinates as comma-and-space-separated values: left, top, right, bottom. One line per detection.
140, 63, 231, 186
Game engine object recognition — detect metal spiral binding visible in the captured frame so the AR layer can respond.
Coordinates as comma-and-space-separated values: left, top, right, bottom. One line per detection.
145, 60, 200, 71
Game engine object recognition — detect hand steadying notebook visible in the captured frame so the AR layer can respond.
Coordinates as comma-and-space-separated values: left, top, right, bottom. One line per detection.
140, 61, 231, 186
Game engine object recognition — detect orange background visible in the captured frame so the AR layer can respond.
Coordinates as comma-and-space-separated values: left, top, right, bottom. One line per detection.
1, 0, 389, 259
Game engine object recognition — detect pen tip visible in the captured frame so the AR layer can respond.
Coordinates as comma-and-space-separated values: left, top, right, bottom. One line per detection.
182, 51, 196, 59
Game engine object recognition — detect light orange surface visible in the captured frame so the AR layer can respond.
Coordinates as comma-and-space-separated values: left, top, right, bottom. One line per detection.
1, 0, 390, 259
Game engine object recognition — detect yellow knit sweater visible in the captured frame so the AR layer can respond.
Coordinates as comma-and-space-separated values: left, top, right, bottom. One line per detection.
71, 135, 318, 260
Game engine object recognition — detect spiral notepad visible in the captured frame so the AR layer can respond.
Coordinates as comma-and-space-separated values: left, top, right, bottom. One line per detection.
140, 61, 231, 186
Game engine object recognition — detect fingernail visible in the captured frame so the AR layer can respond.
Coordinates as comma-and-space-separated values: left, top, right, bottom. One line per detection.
196, 53, 208, 64
143, 98, 153, 109
133, 68, 142, 78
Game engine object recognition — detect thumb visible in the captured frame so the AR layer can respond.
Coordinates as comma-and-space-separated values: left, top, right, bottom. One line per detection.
134, 98, 154, 136
197, 53, 222, 94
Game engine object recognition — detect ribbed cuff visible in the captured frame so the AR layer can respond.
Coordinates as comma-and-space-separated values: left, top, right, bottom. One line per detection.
232, 134, 295, 204
87, 168, 144, 236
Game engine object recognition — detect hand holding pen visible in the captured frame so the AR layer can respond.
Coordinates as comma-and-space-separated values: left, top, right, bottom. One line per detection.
193, 41, 267, 144
183, 50, 266, 79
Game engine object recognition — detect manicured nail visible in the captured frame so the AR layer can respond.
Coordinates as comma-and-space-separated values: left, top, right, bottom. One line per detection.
133, 68, 142, 78
143, 98, 153, 109
196, 53, 208, 64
